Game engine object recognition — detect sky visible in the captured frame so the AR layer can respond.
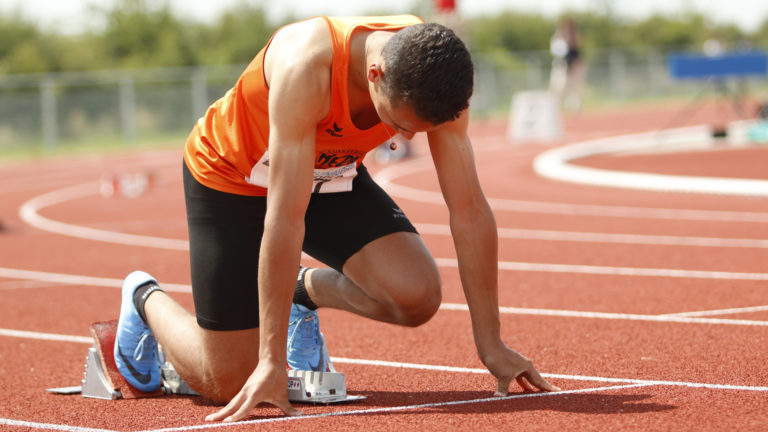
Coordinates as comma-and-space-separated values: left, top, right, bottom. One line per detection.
1, 0, 767, 34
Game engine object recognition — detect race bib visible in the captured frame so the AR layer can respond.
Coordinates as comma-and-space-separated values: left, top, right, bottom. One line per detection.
245, 150, 358, 193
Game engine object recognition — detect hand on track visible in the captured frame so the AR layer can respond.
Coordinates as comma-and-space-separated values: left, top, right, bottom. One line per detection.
484, 345, 561, 396
205, 361, 301, 422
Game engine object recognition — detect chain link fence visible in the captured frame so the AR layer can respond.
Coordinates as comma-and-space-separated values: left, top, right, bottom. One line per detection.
1, 46, 766, 154
0, 65, 244, 154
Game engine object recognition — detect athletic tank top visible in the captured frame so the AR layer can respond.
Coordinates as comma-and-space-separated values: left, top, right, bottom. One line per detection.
183, 15, 424, 196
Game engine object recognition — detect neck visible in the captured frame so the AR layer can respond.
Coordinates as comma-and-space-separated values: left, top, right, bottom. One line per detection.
356, 31, 390, 91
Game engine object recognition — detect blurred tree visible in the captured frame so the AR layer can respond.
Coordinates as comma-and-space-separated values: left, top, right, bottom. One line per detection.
752, 19, 768, 49
566, 11, 622, 50
627, 14, 709, 49
95, 0, 196, 68
1, 5, 767, 74
0, 12, 47, 73
192, 4, 275, 65
466, 12, 554, 53
2, 38, 48, 73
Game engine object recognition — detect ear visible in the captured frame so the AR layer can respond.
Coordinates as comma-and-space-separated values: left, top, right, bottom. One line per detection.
367, 63, 383, 83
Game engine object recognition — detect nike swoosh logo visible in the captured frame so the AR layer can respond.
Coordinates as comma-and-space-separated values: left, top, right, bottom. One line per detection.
116, 338, 153, 385
308, 350, 323, 371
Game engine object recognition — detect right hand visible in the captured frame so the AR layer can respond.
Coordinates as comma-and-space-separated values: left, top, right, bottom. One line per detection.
205, 360, 301, 422
481, 343, 561, 396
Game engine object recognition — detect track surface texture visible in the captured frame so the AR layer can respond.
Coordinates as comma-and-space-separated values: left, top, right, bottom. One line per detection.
1, 99, 767, 431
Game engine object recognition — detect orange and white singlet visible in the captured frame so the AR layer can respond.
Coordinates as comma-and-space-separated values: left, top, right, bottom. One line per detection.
183, 15, 424, 196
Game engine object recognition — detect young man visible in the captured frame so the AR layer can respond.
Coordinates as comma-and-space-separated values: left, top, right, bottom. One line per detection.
113, 15, 559, 423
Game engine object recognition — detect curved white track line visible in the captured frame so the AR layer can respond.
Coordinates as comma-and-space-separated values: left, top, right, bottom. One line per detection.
18, 182, 189, 250
374, 154, 768, 223
533, 123, 768, 197
20, 181, 768, 253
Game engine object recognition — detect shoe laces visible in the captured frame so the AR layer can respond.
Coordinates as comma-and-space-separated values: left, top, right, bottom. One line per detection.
133, 329, 157, 363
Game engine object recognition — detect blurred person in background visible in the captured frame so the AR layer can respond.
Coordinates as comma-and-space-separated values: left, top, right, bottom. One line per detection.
550, 17, 586, 112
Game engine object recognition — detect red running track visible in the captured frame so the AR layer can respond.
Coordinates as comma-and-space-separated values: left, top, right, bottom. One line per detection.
0, 100, 767, 431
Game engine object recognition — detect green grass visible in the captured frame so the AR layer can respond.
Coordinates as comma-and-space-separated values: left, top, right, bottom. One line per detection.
0, 130, 188, 163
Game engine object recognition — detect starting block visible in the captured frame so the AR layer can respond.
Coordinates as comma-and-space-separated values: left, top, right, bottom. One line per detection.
287, 370, 365, 404
47, 320, 364, 404
46, 320, 192, 400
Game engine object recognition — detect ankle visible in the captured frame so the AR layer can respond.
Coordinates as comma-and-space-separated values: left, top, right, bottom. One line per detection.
293, 266, 318, 310
133, 282, 164, 324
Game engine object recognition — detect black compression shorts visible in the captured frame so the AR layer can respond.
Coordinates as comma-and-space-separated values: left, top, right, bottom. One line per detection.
183, 161, 418, 331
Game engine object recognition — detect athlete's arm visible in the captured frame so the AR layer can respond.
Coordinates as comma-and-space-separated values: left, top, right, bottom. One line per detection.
205, 19, 332, 422
427, 110, 560, 395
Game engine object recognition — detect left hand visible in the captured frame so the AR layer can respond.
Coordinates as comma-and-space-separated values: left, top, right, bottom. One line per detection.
482, 344, 561, 396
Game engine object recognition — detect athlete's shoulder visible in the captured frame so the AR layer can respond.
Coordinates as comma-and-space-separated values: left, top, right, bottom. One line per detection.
263, 18, 333, 89
269, 17, 333, 65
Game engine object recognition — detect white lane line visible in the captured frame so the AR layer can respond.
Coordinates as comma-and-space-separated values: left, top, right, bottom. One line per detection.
440, 303, 768, 327
533, 123, 768, 197
2, 297, 766, 349
0, 328, 92, 344
135, 384, 653, 432
1, 266, 766, 328
661, 305, 768, 318
4, 322, 767, 392
5, 252, 768, 295
0, 280, 70, 290
0, 267, 191, 293
331, 357, 768, 392
3, 327, 767, 392
374, 154, 768, 223
417, 223, 768, 248
436, 258, 768, 281
0, 418, 117, 432
18, 182, 189, 250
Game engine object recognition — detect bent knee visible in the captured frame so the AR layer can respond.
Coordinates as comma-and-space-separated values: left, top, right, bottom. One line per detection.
393, 274, 442, 327
398, 291, 441, 327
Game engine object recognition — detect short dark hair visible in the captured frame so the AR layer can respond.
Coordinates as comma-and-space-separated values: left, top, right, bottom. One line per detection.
381, 23, 473, 125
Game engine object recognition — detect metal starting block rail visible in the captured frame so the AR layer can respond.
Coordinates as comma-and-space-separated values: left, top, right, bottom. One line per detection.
287, 369, 365, 404
47, 320, 364, 405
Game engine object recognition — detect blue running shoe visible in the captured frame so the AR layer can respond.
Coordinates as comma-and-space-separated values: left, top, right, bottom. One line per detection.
114, 271, 162, 392
287, 304, 334, 372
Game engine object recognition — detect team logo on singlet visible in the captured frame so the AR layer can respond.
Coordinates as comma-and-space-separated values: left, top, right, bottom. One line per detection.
325, 122, 343, 138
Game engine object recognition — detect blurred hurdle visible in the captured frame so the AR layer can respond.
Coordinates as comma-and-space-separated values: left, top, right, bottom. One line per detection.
667, 51, 768, 137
